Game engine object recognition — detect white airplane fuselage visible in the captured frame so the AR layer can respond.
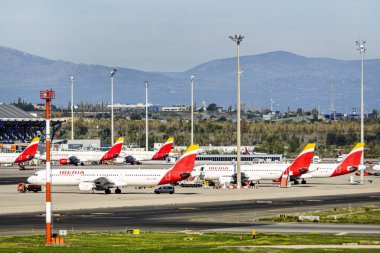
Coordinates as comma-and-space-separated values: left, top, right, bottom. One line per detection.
299, 163, 356, 179
193, 164, 288, 181
120, 151, 155, 161
41, 151, 106, 162
0, 153, 21, 164
28, 168, 170, 187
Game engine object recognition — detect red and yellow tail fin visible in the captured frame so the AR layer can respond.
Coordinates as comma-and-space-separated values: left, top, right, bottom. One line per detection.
100, 137, 124, 161
285, 143, 315, 176
152, 137, 174, 160
158, 144, 198, 185
331, 143, 364, 176
14, 137, 40, 163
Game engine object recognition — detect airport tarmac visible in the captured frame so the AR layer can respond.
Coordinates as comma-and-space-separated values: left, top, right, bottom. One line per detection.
1, 165, 380, 236
0, 166, 379, 215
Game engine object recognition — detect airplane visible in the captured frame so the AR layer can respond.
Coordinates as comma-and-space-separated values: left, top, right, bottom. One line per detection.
191, 143, 315, 186
293, 143, 364, 184
0, 137, 40, 167
40, 137, 124, 166
27, 144, 199, 194
121, 137, 174, 164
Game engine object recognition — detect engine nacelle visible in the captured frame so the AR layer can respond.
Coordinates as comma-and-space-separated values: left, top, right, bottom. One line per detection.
79, 182, 96, 191
59, 158, 68, 165
125, 155, 136, 164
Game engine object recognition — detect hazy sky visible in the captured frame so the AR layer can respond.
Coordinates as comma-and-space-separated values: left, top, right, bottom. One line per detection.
0, 0, 378, 71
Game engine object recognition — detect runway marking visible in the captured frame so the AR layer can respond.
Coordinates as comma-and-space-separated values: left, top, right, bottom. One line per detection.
256, 200, 272, 204
90, 212, 113, 215
305, 200, 323, 202
335, 232, 348, 235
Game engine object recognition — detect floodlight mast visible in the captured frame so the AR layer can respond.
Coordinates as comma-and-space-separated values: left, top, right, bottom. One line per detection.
144, 81, 149, 151
356, 39, 366, 184
70, 76, 74, 140
110, 69, 117, 145
229, 34, 244, 188
190, 74, 196, 145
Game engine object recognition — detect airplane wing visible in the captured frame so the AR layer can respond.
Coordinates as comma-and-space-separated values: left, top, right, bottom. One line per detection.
78, 177, 126, 191
299, 174, 313, 179
245, 175, 261, 181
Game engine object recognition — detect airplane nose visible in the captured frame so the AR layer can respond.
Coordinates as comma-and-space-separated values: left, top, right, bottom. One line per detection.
27, 176, 34, 184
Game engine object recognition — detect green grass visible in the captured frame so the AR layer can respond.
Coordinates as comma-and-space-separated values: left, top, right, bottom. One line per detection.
260, 206, 380, 224
0, 232, 380, 253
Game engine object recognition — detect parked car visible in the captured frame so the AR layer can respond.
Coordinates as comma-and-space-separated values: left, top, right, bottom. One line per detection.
154, 185, 175, 194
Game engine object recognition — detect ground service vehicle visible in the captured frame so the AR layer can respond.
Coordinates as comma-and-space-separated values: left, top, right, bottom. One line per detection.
17, 183, 41, 193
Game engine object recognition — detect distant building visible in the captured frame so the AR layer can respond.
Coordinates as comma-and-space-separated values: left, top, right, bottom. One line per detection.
34, 104, 45, 110
162, 106, 189, 112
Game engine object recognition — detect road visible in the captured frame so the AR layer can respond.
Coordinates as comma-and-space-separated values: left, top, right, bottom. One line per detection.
1, 192, 379, 236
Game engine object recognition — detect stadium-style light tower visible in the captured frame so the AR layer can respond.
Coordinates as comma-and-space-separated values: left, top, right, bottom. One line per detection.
144, 81, 149, 151
190, 74, 196, 145
70, 75, 74, 140
356, 39, 366, 184
110, 69, 117, 145
229, 34, 244, 188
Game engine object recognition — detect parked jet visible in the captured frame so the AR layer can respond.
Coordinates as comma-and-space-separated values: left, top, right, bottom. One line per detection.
191, 143, 315, 185
293, 143, 364, 184
0, 137, 40, 166
40, 137, 124, 166
28, 144, 198, 194
122, 137, 174, 164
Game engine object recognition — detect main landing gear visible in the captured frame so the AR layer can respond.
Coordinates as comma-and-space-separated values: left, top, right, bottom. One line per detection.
301, 179, 307, 184
293, 180, 299, 185
104, 188, 122, 194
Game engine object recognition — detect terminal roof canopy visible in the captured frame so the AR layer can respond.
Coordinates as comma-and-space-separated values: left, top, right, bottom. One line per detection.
0, 104, 64, 143
0, 104, 36, 118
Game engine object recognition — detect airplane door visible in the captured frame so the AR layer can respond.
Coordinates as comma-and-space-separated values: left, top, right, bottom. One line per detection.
199, 167, 205, 180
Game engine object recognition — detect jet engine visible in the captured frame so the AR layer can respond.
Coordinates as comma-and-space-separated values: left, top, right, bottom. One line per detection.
79, 182, 95, 191
125, 155, 137, 165
68, 156, 80, 166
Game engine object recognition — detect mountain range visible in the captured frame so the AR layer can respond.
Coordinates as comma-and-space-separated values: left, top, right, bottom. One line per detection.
0, 45, 379, 112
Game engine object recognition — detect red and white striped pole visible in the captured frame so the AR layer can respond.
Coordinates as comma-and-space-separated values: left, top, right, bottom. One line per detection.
40, 89, 55, 245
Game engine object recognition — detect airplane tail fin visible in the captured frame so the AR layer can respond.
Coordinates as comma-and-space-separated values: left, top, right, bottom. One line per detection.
331, 143, 364, 176
14, 137, 40, 163
100, 137, 124, 161
151, 137, 174, 160
158, 144, 198, 185
285, 143, 315, 176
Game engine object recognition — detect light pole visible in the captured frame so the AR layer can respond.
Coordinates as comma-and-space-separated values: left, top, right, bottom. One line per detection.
229, 34, 244, 188
190, 74, 196, 145
144, 81, 149, 151
356, 39, 366, 184
70, 75, 74, 140
110, 69, 117, 145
